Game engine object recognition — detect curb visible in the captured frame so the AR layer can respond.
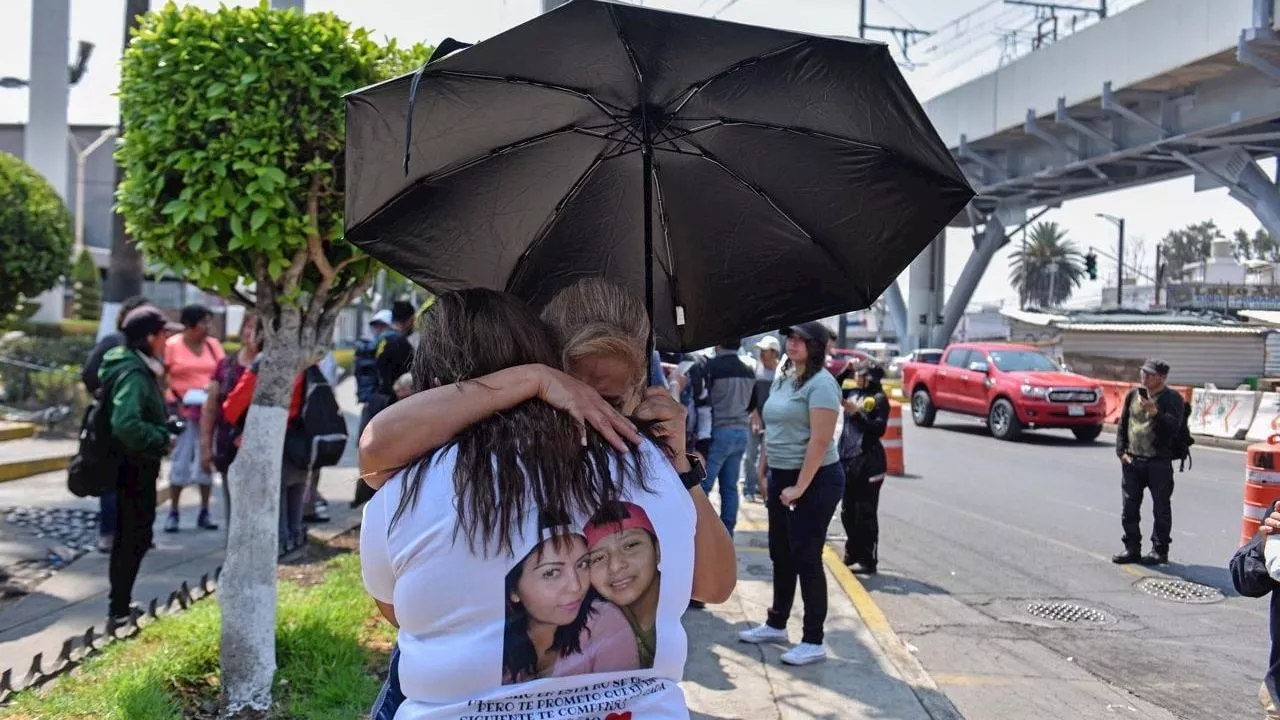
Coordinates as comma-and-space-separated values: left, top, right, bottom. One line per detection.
0, 455, 73, 484
0, 424, 36, 443
821, 547, 964, 720
1101, 423, 1250, 452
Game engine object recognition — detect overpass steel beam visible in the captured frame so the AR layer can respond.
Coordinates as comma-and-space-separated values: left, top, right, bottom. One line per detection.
1055, 97, 1119, 151
882, 282, 908, 346
1100, 81, 1172, 140
933, 216, 1005, 349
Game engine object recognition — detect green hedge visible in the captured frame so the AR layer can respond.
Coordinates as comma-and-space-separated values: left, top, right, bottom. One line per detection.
3, 318, 100, 339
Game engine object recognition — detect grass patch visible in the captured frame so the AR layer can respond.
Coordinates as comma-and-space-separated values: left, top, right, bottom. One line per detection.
1, 547, 394, 720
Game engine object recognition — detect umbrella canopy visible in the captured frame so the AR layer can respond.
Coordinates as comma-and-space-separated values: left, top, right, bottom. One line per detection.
344, 0, 972, 352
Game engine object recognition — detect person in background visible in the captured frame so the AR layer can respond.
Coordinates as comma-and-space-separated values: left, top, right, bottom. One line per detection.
699, 340, 756, 535
837, 362, 889, 574
355, 310, 393, 413
1231, 502, 1280, 720
82, 295, 151, 553
100, 307, 182, 625
199, 316, 262, 526
163, 304, 225, 533
1113, 358, 1184, 566
744, 336, 781, 503
352, 302, 415, 508
739, 320, 845, 667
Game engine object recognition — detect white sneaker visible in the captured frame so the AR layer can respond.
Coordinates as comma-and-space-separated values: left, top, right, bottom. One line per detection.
780, 642, 828, 666
738, 624, 789, 644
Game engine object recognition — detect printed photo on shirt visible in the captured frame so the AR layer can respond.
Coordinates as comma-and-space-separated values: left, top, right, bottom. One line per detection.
502, 502, 661, 684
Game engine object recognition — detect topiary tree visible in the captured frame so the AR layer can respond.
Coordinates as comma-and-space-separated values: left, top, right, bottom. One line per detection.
70, 249, 102, 322
116, 2, 429, 713
0, 152, 73, 323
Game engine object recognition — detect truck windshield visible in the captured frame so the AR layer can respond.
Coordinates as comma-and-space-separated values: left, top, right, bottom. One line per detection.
988, 350, 1059, 372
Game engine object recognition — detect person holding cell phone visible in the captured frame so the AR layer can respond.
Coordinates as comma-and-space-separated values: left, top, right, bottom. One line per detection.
1113, 358, 1185, 566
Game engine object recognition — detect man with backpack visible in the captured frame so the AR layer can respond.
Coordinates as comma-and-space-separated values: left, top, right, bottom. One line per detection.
352, 301, 414, 508
1113, 358, 1190, 566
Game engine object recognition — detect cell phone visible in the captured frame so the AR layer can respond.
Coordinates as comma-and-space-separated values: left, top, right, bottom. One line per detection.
1137, 387, 1149, 400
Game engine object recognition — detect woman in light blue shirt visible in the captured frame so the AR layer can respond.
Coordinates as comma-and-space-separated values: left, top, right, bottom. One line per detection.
737, 320, 845, 667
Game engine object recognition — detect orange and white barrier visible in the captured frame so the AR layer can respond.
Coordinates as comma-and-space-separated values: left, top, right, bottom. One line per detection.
1244, 440, 1280, 545
1190, 388, 1260, 440
885, 401, 904, 476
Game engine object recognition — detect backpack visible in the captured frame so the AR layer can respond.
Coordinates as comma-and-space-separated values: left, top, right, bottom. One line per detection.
284, 365, 348, 470
67, 368, 139, 497
353, 337, 379, 403
1172, 398, 1195, 471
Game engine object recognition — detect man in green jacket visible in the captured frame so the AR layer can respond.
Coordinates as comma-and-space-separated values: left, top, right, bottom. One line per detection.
101, 306, 182, 624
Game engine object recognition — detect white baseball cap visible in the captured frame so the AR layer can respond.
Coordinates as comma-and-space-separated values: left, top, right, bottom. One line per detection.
755, 335, 781, 352
370, 309, 393, 326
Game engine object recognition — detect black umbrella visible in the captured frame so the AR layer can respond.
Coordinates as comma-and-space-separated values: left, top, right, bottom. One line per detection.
344, 0, 972, 352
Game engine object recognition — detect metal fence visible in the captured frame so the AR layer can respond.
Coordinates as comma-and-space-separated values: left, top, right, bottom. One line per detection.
0, 356, 80, 428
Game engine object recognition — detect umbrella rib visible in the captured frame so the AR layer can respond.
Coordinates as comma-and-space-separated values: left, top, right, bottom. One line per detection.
402, 125, 615, 190
430, 69, 630, 118
661, 39, 810, 119
649, 151, 679, 306
679, 118, 884, 152
605, 5, 647, 108
666, 141, 859, 286
502, 143, 618, 296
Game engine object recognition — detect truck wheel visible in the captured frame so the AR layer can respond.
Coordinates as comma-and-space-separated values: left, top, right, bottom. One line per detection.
1072, 424, 1103, 443
911, 389, 936, 427
987, 398, 1022, 441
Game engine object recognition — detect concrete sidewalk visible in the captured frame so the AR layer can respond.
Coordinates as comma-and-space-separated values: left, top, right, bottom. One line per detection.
680, 499, 956, 720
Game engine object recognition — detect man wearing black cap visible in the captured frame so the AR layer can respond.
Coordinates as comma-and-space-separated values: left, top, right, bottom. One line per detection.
1113, 358, 1185, 566
99, 306, 183, 624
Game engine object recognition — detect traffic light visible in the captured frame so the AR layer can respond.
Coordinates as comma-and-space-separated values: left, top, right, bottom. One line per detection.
1085, 251, 1098, 280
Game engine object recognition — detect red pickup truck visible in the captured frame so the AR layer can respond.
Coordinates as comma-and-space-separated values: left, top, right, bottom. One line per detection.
903, 342, 1105, 442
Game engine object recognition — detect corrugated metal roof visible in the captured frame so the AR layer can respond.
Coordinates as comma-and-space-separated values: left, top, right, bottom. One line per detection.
1058, 323, 1269, 335
999, 308, 1069, 326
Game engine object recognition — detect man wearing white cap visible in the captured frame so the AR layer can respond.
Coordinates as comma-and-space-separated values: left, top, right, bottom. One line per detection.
744, 335, 782, 502
352, 309, 396, 507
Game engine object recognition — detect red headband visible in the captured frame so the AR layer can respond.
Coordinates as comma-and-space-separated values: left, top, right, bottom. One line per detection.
584, 502, 654, 549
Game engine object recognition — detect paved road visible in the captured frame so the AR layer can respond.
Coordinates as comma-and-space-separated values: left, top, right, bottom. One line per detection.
864, 413, 1266, 720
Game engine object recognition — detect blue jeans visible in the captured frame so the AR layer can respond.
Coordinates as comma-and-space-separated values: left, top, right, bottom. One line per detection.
371, 645, 404, 719
701, 426, 749, 534
742, 430, 763, 496
99, 491, 118, 537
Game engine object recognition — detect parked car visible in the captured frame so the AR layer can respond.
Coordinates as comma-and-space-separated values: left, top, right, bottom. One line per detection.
903, 342, 1105, 442
889, 348, 943, 378
826, 347, 872, 377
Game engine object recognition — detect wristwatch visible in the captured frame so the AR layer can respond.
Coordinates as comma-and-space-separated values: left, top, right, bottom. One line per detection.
679, 453, 707, 490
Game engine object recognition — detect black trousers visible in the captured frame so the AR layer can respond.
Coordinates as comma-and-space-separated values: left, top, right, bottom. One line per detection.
109, 459, 158, 617
1121, 457, 1174, 553
765, 462, 845, 645
840, 460, 883, 568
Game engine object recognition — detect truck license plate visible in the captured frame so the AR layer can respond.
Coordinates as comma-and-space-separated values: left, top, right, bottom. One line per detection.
1068, 405, 1085, 417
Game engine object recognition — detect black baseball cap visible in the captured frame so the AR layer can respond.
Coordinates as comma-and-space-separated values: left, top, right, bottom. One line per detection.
781, 320, 831, 346
1140, 358, 1170, 376
123, 306, 183, 337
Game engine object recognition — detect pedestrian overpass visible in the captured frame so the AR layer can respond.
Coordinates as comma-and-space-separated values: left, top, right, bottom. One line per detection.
895, 0, 1280, 351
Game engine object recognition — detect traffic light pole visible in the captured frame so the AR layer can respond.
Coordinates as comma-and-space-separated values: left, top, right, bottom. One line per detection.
1115, 218, 1125, 307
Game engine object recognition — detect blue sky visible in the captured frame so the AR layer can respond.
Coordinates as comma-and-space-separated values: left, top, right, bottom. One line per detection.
0, 0, 1264, 306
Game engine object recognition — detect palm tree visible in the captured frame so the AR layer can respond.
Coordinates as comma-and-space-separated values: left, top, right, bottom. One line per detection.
1009, 221, 1086, 309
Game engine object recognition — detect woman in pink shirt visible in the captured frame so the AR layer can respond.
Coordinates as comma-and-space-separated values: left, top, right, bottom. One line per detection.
162, 304, 224, 533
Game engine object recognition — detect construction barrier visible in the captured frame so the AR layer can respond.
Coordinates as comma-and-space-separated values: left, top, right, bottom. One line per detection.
1190, 388, 1261, 440
1244, 439, 1280, 545
885, 401, 904, 476
1248, 393, 1280, 442
1099, 381, 1131, 425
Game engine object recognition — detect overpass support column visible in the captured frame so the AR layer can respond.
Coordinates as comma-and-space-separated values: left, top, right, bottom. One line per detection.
882, 282, 908, 346
907, 233, 945, 352
932, 217, 1005, 349
1232, 159, 1280, 242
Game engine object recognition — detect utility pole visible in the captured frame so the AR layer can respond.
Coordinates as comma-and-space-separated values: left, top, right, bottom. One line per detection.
99, 0, 150, 340
1097, 213, 1125, 308
1046, 262, 1059, 308
859, 0, 930, 64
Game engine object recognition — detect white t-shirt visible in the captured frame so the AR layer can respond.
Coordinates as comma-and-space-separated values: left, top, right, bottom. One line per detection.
361, 439, 695, 720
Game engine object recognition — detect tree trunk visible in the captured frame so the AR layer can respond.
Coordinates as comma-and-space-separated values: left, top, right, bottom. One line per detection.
97, 0, 149, 341
218, 315, 307, 715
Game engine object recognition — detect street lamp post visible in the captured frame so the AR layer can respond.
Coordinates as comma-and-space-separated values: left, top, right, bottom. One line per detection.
68, 127, 118, 257
1096, 213, 1125, 307
1046, 261, 1059, 308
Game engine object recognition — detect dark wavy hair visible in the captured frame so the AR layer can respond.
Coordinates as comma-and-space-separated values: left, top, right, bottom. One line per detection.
781, 333, 827, 390
502, 528, 603, 682
392, 288, 645, 556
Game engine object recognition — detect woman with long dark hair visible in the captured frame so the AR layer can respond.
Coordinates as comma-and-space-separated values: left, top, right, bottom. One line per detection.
738, 320, 845, 666
360, 289, 697, 718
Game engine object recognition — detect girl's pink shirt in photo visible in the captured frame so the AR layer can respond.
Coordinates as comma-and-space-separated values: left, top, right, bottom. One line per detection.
551, 600, 641, 677
165, 335, 224, 402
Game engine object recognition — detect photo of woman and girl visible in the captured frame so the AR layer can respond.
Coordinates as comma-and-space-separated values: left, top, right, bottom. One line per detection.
503, 502, 662, 684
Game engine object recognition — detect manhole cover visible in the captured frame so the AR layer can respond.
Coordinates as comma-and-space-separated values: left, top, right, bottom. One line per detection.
1134, 578, 1224, 604
1025, 601, 1110, 624
745, 564, 771, 578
